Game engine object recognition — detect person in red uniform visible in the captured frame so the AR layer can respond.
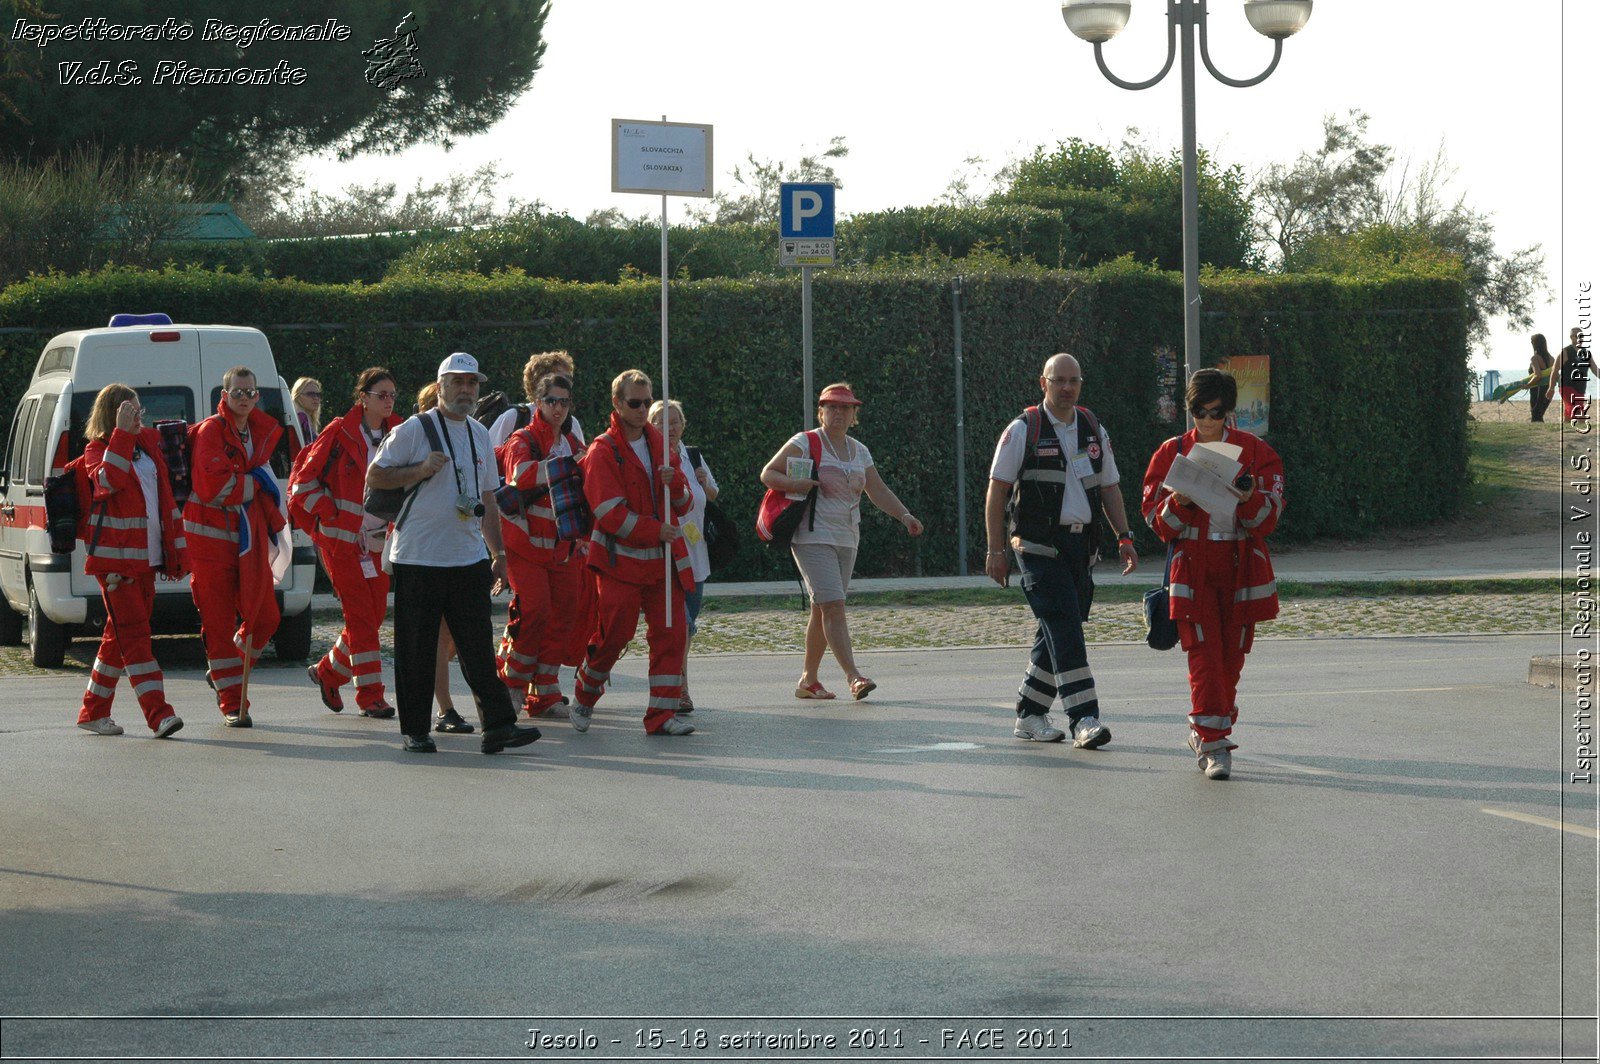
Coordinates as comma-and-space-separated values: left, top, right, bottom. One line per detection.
75, 384, 188, 738
570, 369, 696, 737
1141, 368, 1284, 780
184, 366, 286, 727
291, 367, 403, 720
498, 373, 587, 718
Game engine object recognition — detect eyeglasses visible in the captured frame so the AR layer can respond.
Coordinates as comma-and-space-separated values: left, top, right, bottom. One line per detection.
623, 397, 651, 410
541, 396, 573, 407
1045, 376, 1083, 386
364, 390, 398, 401
227, 387, 259, 400
1191, 406, 1228, 421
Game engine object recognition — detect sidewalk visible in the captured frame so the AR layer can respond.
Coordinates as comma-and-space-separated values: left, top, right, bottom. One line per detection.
310, 534, 1559, 611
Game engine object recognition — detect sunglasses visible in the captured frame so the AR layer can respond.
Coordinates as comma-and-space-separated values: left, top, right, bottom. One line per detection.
1190, 406, 1228, 421
623, 397, 651, 410
363, 390, 398, 401
301, 391, 321, 399
227, 387, 260, 400
541, 396, 573, 407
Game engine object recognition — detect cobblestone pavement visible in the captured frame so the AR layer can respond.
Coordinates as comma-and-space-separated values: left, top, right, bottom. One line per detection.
0, 590, 1558, 678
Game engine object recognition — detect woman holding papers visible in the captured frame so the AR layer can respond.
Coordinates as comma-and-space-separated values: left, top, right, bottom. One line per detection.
760, 383, 923, 701
1140, 368, 1284, 781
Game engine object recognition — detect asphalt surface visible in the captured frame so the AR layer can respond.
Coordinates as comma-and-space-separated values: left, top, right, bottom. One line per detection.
0, 634, 1594, 1063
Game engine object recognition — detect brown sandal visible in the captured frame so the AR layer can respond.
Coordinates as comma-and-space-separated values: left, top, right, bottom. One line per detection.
850, 676, 877, 700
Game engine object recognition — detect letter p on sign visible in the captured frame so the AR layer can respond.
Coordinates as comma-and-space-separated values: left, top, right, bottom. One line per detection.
793, 190, 823, 225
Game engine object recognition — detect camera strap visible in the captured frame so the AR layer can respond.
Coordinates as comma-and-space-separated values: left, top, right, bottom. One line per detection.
432, 410, 479, 500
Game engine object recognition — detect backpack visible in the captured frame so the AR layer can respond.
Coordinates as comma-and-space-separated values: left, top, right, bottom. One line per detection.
43, 455, 95, 555
686, 447, 739, 572
474, 391, 531, 434
364, 412, 446, 525
1006, 405, 1110, 563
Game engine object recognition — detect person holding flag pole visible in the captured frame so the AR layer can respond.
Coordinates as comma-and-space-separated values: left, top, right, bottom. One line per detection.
184, 366, 287, 728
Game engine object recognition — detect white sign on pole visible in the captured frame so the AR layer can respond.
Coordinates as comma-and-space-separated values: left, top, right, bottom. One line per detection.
611, 119, 714, 198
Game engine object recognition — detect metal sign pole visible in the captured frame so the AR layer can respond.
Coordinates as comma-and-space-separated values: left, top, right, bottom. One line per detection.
952, 275, 967, 576
801, 265, 814, 430
660, 185, 673, 626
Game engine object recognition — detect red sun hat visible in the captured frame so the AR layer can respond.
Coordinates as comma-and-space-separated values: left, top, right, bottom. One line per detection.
818, 384, 863, 406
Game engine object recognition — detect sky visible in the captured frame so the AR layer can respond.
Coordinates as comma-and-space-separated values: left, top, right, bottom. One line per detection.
305, 0, 1597, 387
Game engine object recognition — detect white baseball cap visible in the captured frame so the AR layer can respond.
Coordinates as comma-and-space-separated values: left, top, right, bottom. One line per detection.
437, 351, 488, 382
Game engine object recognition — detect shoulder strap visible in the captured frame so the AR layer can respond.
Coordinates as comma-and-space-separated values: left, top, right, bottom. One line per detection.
806, 430, 823, 464
1023, 407, 1042, 453
419, 411, 445, 452
686, 446, 703, 471
515, 404, 532, 431
1075, 405, 1104, 473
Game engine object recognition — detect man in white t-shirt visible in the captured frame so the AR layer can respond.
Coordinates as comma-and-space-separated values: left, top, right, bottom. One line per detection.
985, 352, 1139, 749
368, 352, 541, 756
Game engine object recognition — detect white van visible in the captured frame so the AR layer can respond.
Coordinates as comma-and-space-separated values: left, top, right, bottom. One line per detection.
0, 315, 316, 667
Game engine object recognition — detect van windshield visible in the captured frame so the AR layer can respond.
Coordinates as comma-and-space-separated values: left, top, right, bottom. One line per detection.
67, 387, 195, 462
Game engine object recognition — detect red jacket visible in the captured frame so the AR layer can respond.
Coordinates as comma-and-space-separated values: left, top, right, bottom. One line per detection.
82, 426, 187, 578
499, 415, 585, 567
289, 403, 402, 555
1140, 428, 1284, 623
182, 401, 286, 562
581, 413, 693, 589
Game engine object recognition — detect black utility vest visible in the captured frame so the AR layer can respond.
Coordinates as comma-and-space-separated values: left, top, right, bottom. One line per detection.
1007, 405, 1107, 558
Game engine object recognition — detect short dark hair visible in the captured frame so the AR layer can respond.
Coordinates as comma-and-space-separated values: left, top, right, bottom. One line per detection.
1186, 368, 1237, 413
222, 365, 255, 389
535, 374, 573, 402
354, 366, 395, 403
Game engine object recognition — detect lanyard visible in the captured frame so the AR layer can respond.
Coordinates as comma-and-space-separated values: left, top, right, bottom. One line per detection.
433, 410, 478, 499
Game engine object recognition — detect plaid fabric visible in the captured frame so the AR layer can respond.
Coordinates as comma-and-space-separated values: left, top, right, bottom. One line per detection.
545, 456, 591, 542
154, 419, 191, 507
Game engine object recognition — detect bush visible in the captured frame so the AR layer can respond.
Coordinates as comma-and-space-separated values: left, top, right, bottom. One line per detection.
0, 261, 1468, 577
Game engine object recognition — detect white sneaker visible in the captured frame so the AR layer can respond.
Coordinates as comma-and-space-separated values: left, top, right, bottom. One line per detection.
570, 703, 593, 733
1013, 713, 1065, 742
1203, 749, 1232, 780
655, 715, 695, 736
77, 718, 124, 736
154, 715, 185, 739
1071, 715, 1111, 749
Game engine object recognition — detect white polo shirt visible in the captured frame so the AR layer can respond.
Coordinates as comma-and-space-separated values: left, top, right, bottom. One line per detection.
989, 406, 1120, 526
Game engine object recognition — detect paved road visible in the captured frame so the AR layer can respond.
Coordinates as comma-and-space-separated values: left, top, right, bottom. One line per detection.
0, 635, 1593, 1062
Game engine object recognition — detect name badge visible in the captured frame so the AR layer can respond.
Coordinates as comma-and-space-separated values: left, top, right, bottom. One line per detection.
1071, 452, 1096, 480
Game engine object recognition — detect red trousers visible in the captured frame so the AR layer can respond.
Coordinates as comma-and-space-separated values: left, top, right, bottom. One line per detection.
499, 553, 584, 710
314, 546, 388, 710
574, 575, 685, 733
1177, 540, 1255, 753
190, 556, 279, 714
79, 571, 176, 731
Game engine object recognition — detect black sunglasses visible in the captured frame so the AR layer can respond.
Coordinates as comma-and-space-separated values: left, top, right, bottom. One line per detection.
623, 397, 651, 410
1190, 406, 1229, 421
541, 396, 573, 407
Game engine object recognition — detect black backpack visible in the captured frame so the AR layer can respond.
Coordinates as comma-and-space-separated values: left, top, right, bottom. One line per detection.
686, 447, 739, 573
474, 391, 531, 433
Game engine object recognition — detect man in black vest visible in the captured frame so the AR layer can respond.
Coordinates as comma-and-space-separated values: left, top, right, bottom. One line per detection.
984, 352, 1139, 747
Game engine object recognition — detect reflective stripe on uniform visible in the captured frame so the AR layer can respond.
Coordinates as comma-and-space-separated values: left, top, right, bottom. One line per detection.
1169, 582, 1193, 600
87, 545, 150, 560
184, 519, 239, 543
1021, 468, 1068, 485
592, 531, 664, 561
209, 475, 237, 505
617, 513, 639, 538
1234, 581, 1277, 603
592, 497, 624, 520
1191, 714, 1232, 731
320, 525, 360, 544
101, 449, 132, 472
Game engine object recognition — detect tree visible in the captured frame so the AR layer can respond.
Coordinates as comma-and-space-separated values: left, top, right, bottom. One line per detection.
995, 132, 1259, 271
1258, 111, 1548, 347
235, 162, 542, 238
687, 136, 848, 226
0, 0, 550, 198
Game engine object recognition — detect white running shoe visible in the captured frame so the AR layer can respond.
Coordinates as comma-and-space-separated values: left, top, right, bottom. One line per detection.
1203, 749, 1232, 780
1071, 716, 1111, 749
655, 715, 695, 736
77, 718, 124, 736
570, 703, 593, 733
1013, 713, 1066, 742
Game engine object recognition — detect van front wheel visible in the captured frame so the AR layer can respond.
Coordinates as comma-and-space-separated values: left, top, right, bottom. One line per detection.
28, 587, 67, 668
273, 607, 313, 661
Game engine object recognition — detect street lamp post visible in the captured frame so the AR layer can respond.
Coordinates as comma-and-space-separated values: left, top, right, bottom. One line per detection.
1060, 0, 1312, 422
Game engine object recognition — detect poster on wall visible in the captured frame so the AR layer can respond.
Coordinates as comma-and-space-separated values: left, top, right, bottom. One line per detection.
1220, 355, 1270, 435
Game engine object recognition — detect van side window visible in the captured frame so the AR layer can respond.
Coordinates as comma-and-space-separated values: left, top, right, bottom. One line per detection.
24, 394, 59, 486
5, 398, 37, 492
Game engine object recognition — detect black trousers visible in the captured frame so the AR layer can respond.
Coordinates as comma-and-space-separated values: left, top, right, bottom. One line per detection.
391, 560, 515, 738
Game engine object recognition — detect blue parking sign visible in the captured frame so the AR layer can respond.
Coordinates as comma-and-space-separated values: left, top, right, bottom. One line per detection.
779, 182, 835, 239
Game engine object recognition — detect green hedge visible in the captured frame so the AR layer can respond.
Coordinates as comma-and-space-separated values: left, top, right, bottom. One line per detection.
0, 262, 1468, 579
